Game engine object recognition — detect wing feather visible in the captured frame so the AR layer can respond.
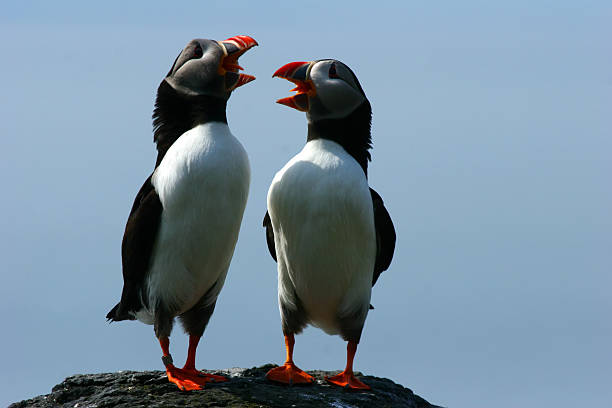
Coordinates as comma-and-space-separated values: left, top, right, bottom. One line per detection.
107, 176, 163, 321
370, 188, 396, 286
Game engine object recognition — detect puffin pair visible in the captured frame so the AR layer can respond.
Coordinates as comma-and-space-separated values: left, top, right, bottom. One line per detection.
107, 36, 395, 392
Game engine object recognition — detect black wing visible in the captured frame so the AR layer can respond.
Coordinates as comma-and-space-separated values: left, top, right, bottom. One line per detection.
262, 211, 277, 262
107, 176, 163, 321
370, 188, 396, 286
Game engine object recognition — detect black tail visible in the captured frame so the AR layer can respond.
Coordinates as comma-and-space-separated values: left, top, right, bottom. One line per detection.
106, 302, 135, 322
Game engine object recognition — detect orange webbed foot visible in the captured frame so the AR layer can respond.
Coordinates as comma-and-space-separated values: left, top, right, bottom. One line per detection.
266, 362, 315, 385
326, 370, 370, 390
165, 365, 207, 391
182, 368, 229, 384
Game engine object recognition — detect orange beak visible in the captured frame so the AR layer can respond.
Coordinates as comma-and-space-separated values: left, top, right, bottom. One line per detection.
219, 35, 258, 90
273, 61, 315, 112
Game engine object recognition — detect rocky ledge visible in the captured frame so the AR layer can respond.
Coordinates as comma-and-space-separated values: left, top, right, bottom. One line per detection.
10, 365, 442, 408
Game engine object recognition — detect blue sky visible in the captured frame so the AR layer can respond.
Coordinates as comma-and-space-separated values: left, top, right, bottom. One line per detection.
1, 1, 610, 407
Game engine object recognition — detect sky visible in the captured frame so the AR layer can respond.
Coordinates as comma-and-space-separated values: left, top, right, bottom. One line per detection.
1, 1, 610, 407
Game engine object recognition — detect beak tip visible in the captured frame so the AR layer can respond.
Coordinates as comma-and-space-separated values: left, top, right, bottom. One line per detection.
230, 74, 256, 91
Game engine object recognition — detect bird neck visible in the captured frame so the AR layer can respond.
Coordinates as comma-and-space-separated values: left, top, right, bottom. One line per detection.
307, 101, 373, 177
152, 80, 228, 167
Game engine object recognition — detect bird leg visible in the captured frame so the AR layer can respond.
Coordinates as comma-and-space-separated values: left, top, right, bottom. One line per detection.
266, 333, 314, 385
158, 337, 223, 391
326, 341, 370, 390
159, 337, 203, 391
181, 335, 228, 383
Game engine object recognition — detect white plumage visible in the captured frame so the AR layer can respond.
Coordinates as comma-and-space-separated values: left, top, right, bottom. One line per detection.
267, 138, 376, 334
135, 122, 250, 324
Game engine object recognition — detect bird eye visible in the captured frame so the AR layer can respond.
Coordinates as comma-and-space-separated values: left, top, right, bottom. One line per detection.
328, 63, 340, 79
193, 44, 203, 59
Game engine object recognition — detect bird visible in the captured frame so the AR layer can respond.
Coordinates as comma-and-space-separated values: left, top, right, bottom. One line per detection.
106, 35, 257, 391
263, 59, 396, 390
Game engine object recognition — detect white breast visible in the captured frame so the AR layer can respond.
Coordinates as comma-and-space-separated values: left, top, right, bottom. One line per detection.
138, 122, 250, 323
267, 139, 375, 334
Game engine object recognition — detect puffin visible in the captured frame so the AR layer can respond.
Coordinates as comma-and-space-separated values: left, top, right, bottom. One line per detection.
106, 35, 257, 391
263, 59, 396, 389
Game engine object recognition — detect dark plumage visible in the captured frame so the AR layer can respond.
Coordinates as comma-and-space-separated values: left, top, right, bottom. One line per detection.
152, 80, 228, 167
307, 101, 372, 176
106, 176, 161, 321
370, 188, 396, 286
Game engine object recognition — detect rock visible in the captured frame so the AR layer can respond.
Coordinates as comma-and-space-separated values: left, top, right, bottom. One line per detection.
9, 365, 442, 408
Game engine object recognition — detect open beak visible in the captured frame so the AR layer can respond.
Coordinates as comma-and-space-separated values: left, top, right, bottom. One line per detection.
219, 35, 258, 91
273, 61, 315, 112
